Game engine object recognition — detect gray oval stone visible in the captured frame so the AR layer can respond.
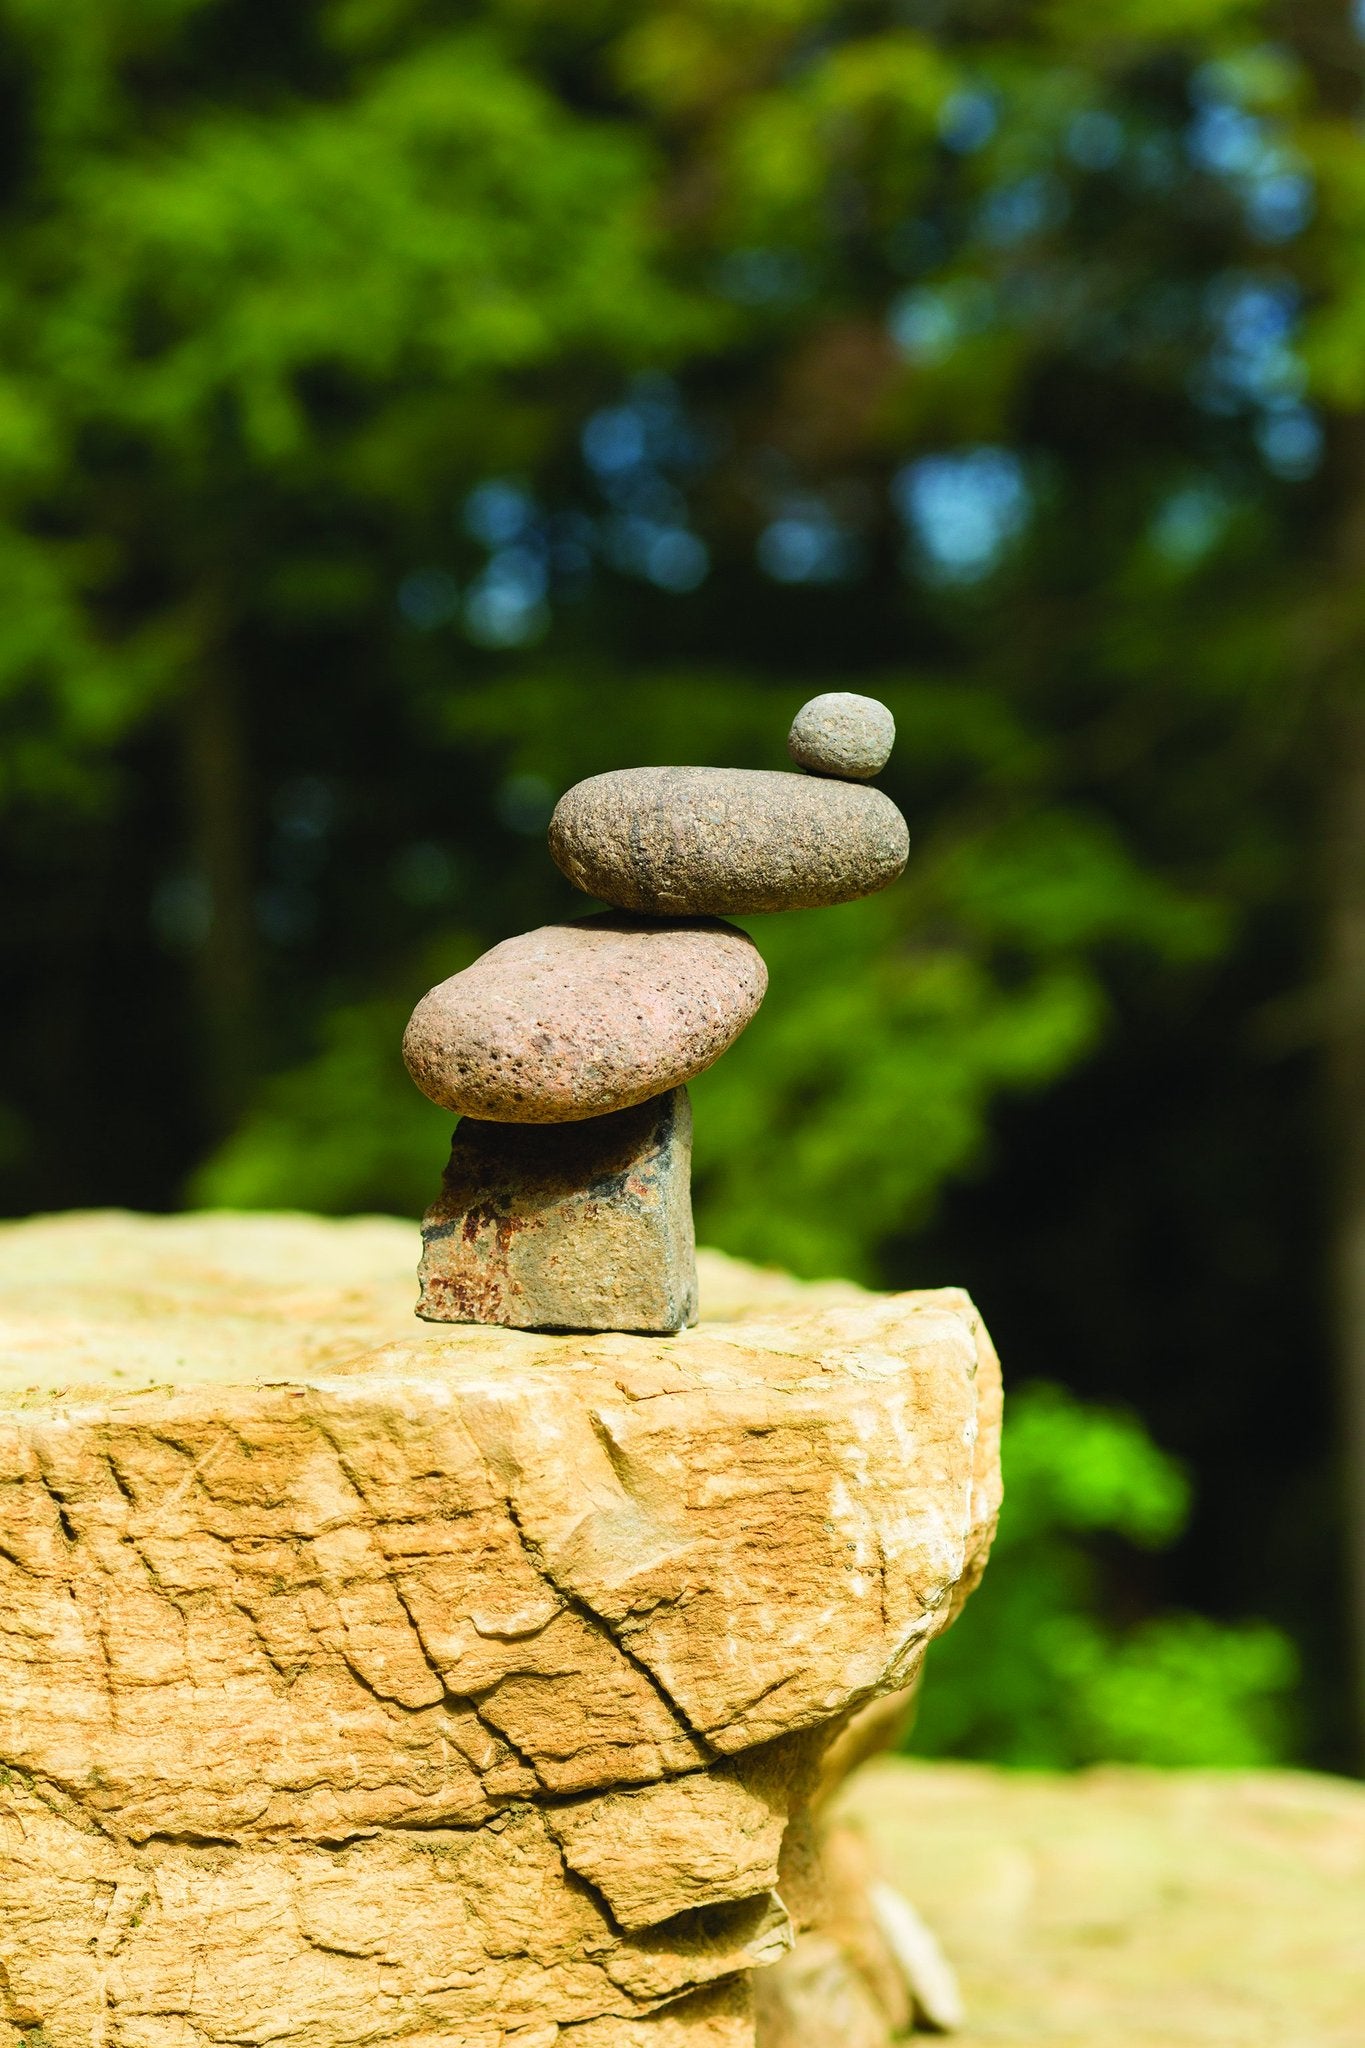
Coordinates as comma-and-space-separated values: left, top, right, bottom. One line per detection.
548, 767, 908, 915
788, 692, 895, 779
403, 914, 767, 1123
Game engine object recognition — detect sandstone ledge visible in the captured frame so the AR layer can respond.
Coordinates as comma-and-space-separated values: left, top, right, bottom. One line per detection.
0, 1213, 1001, 2047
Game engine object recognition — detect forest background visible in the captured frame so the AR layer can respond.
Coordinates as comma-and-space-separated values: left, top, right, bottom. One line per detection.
4, 0, 1365, 1774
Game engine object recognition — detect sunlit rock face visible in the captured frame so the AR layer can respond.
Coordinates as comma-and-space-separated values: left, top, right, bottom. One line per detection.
0, 1213, 1000, 2048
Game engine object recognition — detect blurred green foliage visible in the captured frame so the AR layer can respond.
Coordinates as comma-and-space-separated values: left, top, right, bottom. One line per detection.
2, 0, 1360, 1763
913, 1385, 1297, 1765
197, 674, 1225, 1274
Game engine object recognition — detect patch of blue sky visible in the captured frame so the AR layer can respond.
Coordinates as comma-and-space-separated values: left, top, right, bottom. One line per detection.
757, 500, 859, 585
582, 404, 648, 478
1066, 109, 1124, 173
1197, 273, 1305, 412
1185, 78, 1315, 248
642, 527, 709, 592
889, 279, 994, 365
602, 514, 708, 592
1149, 482, 1235, 567
1245, 169, 1314, 244
939, 87, 998, 154
894, 447, 1031, 584
463, 546, 550, 647
1187, 100, 1267, 178
977, 174, 1068, 248
1255, 404, 1323, 481
582, 374, 699, 482
463, 479, 534, 548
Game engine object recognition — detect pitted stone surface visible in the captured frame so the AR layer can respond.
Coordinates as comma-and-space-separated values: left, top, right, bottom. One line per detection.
403, 914, 767, 1123
548, 768, 909, 916
0, 1213, 1001, 2047
787, 693, 895, 781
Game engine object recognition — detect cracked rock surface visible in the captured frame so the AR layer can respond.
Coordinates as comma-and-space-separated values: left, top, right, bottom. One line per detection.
0, 1213, 1001, 2047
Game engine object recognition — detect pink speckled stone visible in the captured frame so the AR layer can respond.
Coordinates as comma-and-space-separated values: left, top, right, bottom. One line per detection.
402, 914, 767, 1124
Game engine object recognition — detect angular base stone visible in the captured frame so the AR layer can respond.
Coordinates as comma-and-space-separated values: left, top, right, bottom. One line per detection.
0, 1213, 1002, 2048
418, 1085, 698, 1334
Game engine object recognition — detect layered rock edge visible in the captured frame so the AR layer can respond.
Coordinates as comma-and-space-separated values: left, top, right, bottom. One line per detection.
0, 1214, 1001, 2048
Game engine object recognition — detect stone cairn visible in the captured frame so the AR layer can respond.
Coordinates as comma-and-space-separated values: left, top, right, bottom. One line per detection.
402, 692, 907, 1334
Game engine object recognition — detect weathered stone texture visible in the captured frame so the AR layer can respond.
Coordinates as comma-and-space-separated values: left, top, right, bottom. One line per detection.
786, 693, 895, 782
0, 1213, 1001, 2046
548, 767, 909, 915
417, 1088, 698, 1333
404, 916, 767, 1124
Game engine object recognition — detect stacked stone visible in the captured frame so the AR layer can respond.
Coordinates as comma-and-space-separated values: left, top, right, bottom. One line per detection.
402, 693, 907, 1334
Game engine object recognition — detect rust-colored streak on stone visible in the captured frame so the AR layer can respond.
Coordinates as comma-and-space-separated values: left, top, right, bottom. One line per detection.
418, 1087, 698, 1334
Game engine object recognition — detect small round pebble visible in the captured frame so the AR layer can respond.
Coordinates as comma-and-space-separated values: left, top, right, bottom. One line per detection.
403, 913, 767, 1123
788, 692, 895, 780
